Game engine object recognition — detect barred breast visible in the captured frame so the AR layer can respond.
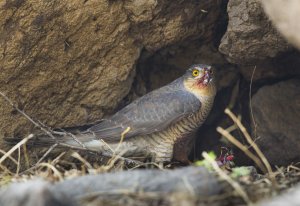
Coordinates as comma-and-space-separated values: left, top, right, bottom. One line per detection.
131, 96, 215, 163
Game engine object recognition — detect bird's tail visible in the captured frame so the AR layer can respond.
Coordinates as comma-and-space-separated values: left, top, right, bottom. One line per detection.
4, 131, 104, 152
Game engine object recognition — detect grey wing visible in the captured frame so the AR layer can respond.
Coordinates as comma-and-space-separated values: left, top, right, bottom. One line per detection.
86, 86, 201, 142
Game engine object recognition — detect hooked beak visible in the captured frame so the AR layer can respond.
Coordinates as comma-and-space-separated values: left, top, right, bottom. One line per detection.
203, 66, 213, 85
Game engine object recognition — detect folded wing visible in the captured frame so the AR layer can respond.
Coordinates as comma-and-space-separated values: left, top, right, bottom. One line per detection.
86, 79, 201, 142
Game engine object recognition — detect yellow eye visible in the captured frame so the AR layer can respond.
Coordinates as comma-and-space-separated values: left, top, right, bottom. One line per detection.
192, 69, 199, 77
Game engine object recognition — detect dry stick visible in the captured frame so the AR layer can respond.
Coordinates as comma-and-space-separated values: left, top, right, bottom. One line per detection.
102, 127, 144, 169
68, 132, 87, 149
100, 139, 114, 153
22, 143, 30, 169
36, 143, 59, 165
54, 129, 86, 149
114, 127, 131, 154
0, 134, 34, 165
0, 150, 17, 174
217, 127, 267, 174
37, 162, 63, 181
103, 150, 143, 168
202, 152, 253, 205
105, 149, 128, 170
0, 155, 13, 174
51, 152, 66, 165
0, 149, 18, 165
249, 66, 257, 137
0, 91, 57, 141
224, 108, 273, 177
71, 152, 93, 169
107, 127, 131, 167
20, 143, 78, 175
16, 147, 21, 175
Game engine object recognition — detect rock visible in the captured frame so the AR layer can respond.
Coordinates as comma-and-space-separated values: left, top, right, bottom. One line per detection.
0, 167, 222, 206
0, 0, 223, 138
126, 1, 223, 51
251, 79, 300, 165
262, 0, 300, 50
0, 180, 76, 206
259, 184, 300, 206
219, 0, 290, 64
0, 0, 140, 137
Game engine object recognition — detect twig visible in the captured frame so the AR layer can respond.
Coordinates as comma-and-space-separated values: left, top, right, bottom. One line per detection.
54, 129, 86, 149
22, 143, 30, 169
249, 66, 257, 137
217, 127, 267, 173
103, 127, 135, 169
114, 127, 131, 154
100, 139, 114, 153
106, 149, 128, 170
0, 150, 16, 174
35, 143, 58, 165
0, 91, 57, 141
51, 152, 66, 165
68, 132, 87, 149
16, 147, 21, 175
202, 152, 253, 205
0, 134, 34, 165
0, 149, 18, 165
37, 162, 63, 181
71, 152, 93, 169
224, 109, 273, 177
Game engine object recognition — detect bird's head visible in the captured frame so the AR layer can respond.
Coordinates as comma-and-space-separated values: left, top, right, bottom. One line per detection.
183, 64, 216, 98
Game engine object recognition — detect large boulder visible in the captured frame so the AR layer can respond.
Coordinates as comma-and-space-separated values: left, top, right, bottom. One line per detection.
219, 0, 290, 64
0, 0, 222, 137
251, 79, 300, 165
262, 0, 300, 50
0, 167, 222, 206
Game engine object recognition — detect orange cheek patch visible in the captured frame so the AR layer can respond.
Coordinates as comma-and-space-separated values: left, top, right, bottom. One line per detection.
184, 79, 213, 97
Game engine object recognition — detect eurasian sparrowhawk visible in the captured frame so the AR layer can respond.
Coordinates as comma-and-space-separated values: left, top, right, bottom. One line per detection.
9, 64, 217, 163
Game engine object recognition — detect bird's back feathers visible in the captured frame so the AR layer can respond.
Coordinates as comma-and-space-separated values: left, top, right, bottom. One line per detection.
86, 77, 201, 142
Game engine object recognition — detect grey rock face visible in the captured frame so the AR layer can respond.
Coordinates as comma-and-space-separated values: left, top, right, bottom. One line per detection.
252, 79, 300, 165
262, 0, 300, 50
0, 180, 76, 206
259, 184, 300, 206
0, 167, 221, 206
219, 0, 290, 64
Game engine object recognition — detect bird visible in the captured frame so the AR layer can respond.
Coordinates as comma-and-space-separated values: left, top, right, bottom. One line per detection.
8, 64, 217, 163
